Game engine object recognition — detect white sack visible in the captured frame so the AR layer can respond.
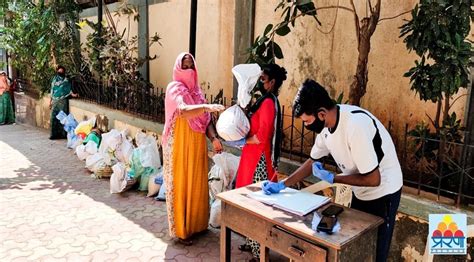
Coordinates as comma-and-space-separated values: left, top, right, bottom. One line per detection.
209, 199, 222, 228
216, 105, 250, 141
75, 144, 88, 161
110, 162, 128, 194
85, 153, 105, 173
233, 63, 261, 108
212, 152, 240, 188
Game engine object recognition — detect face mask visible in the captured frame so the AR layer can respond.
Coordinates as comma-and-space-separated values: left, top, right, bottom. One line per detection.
305, 116, 325, 133
257, 80, 267, 94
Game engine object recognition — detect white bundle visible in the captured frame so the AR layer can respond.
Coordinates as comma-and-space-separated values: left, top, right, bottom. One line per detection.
233, 63, 261, 108
216, 105, 250, 141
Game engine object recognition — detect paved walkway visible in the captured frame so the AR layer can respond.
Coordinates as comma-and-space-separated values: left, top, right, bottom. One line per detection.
0, 124, 253, 261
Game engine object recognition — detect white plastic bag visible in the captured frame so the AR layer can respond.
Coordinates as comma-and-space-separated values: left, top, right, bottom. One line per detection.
147, 168, 163, 197
216, 105, 250, 141
85, 141, 99, 155
110, 162, 128, 194
156, 181, 166, 201
98, 129, 122, 165
208, 165, 224, 202
213, 152, 240, 188
208, 152, 240, 202
75, 117, 95, 135
115, 138, 134, 164
76, 141, 98, 161
135, 132, 161, 168
85, 153, 105, 173
209, 199, 222, 228
76, 144, 88, 161
232, 63, 261, 108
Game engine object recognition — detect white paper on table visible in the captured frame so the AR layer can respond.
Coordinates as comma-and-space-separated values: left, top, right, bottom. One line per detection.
248, 188, 331, 216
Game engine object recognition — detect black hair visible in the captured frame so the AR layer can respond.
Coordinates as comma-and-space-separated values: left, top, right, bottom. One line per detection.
293, 79, 336, 117
57, 65, 66, 72
262, 63, 287, 96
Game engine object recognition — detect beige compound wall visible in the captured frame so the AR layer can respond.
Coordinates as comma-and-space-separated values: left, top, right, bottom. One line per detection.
254, 0, 470, 142
149, 0, 235, 101
148, 0, 190, 90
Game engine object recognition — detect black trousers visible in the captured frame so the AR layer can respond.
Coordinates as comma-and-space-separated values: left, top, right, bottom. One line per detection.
351, 188, 402, 262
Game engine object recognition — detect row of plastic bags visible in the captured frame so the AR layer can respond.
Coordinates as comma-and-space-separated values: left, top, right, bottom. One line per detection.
56, 112, 165, 198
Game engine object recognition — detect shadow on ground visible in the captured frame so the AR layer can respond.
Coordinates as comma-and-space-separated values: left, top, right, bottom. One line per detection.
0, 124, 267, 261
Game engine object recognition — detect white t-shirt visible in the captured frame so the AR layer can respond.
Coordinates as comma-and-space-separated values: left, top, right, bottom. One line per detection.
310, 105, 403, 201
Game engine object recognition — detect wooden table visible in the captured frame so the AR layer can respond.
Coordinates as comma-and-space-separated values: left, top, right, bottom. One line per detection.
217, 183, 384, 262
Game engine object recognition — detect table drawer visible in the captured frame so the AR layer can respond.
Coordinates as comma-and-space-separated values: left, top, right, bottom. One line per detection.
268, 226, 327, 261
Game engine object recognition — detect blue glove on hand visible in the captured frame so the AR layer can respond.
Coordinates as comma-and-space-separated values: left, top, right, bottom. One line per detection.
312, 162, 335, 184
262, 180, 286, 195
224, 138, 246, 148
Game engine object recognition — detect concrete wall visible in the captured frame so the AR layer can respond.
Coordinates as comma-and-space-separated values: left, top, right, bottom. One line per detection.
14, 93, 51, 130
253, 0, 470, 142
195, 0, 235, 101
148, 0, 235, 101
148, 0, 191, 89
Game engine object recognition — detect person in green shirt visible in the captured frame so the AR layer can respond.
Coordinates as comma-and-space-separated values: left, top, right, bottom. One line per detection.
49, 66, 78, 139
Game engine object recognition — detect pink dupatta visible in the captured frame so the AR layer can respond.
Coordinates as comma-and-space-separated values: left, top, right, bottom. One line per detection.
162, 52, 210, 145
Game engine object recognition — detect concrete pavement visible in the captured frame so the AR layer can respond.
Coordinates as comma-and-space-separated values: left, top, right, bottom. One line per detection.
0, 124, 255, 261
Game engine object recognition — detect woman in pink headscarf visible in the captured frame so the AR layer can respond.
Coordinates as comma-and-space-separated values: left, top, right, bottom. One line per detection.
162, 52, 224, 244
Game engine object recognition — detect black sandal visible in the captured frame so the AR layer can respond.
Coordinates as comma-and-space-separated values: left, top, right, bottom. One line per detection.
178, 238, 193, 246
238, 244, 252, 252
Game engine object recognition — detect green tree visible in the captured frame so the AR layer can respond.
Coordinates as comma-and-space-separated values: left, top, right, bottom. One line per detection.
400, 0, 473, 130
0, 0, 81, 94
247, 0, 393, 106
80, 2, 162, 87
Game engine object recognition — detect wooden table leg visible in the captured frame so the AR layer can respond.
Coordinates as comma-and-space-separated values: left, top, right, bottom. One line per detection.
260, 245, 269, 262
220, 224, 231, 262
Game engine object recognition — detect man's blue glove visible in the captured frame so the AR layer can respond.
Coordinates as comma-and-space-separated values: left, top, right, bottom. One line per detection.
224, 138, 246, 148
312, 162, 335, 184
262, 180, 286, 195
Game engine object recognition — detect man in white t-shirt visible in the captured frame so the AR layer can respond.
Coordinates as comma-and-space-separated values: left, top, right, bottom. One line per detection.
262, 79, 403, 262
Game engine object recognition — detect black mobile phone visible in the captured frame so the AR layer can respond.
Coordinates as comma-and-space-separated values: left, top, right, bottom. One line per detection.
317, 216, 337, 234
321, 205, 344, 217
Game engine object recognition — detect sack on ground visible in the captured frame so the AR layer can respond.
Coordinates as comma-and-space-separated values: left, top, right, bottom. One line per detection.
135, 132, 161, 168
212, 152, 240, 189
110, 162, 128, 194
209, 199, 222, 228
216, 105, 250, 141
76, 141, 98, 161
129, 149, 157, 191
147, 168, 163, 197
155, 180, 166, 201
208, 152, 240, 203
83, 131, 101, 147
85, 153, 105, 173
208, 165, 224, 203
75, 118, 95, 136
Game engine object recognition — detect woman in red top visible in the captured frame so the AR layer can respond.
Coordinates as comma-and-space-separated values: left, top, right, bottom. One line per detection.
234, 63, 287, 260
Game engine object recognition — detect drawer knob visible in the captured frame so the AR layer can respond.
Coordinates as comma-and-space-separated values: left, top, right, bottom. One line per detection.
288, 245, 305, 257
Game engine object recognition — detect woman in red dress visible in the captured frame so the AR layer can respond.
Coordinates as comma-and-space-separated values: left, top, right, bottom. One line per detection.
234, 63, 287, 260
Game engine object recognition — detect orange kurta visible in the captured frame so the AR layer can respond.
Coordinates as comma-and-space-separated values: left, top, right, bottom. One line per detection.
163, 117, 209, 239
